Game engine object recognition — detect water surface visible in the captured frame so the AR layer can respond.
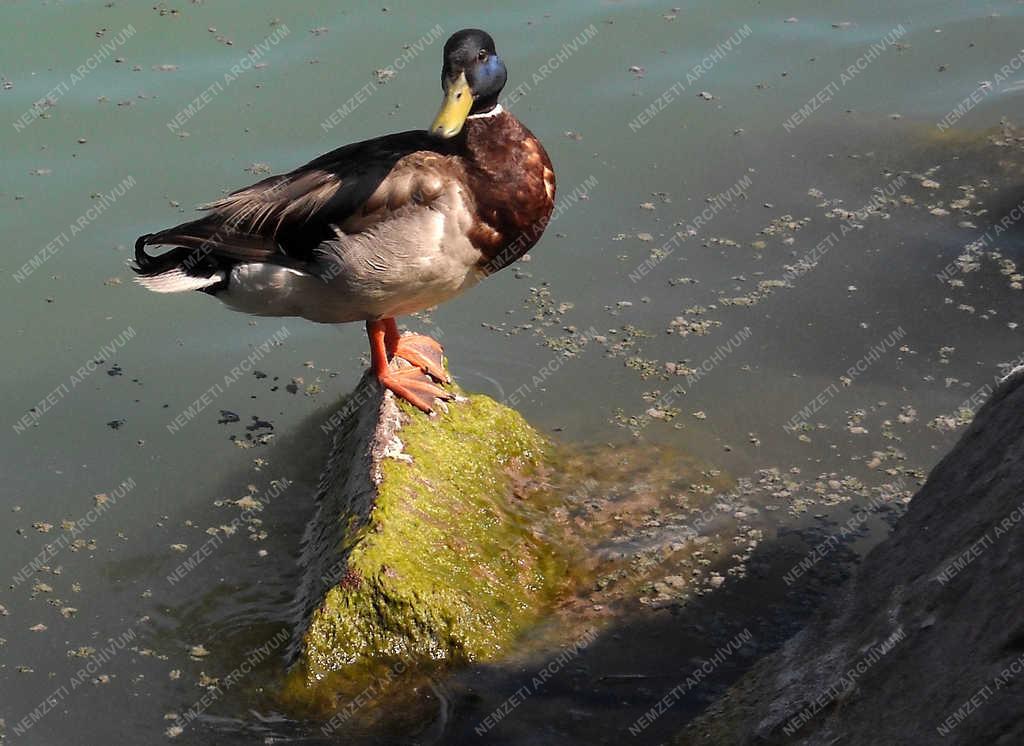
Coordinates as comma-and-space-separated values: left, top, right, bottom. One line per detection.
2, 0, 1024, 743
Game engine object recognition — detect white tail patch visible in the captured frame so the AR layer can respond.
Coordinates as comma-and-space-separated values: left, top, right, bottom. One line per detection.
135, 269, 225, 293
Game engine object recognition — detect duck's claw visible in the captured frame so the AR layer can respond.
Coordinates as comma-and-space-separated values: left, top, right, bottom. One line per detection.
377, 367, 454, 413
392, 334, 451, 384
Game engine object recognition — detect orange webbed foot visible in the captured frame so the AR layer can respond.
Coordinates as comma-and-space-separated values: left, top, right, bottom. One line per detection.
391, 334, 450, 384
377, 367, 454, 413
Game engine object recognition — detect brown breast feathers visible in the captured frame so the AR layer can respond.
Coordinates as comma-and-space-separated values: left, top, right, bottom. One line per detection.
461, 112, 555, 275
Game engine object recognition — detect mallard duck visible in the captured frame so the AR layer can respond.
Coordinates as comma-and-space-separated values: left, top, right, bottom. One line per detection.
134, 29, 555, 412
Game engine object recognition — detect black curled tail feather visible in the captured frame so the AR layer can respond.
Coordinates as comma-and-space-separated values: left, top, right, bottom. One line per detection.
132, 233, 188, 277
133, 234, 157, 273
132, 234, 223, 279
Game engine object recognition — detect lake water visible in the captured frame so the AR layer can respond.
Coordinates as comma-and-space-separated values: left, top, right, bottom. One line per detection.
3, 1, 1024, 743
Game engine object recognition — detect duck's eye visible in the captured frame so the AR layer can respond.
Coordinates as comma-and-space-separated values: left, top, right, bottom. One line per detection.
477, 49, 489, 62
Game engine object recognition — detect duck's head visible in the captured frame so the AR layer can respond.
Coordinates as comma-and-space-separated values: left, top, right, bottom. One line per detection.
430, 29, 507, 139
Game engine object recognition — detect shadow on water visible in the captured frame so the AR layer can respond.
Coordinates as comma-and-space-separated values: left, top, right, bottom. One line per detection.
432, 533, 862, 746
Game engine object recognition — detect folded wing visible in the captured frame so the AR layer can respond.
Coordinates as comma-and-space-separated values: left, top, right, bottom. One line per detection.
134, 130, 458, 275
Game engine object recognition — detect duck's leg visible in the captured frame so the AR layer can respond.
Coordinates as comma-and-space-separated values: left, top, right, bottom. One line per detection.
382, 317, 451, 384
367, 320, 452, 413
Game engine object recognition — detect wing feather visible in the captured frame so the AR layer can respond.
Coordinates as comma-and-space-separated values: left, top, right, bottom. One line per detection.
135, 130, 461, 273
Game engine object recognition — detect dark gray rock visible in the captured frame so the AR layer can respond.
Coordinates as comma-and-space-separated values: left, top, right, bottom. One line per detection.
677, 369, 1024, 746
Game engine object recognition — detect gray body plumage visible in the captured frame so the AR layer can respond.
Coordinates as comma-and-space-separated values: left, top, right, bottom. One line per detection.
135, 142, 486, 324
215, 180, 483, 323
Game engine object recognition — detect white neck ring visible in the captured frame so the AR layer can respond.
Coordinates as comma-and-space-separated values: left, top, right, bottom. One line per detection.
467, 104, 504, 120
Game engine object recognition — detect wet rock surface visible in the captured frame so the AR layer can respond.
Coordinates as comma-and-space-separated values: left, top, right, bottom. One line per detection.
289, 359, 570, 691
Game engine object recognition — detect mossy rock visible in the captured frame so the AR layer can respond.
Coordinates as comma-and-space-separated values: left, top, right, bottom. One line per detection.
289, 368, 570, 694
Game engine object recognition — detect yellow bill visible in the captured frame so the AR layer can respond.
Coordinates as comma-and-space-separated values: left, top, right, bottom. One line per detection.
430, 72, 473, 138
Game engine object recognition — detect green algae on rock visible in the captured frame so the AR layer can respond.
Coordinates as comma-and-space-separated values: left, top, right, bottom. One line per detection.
291, 365, 570, 687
